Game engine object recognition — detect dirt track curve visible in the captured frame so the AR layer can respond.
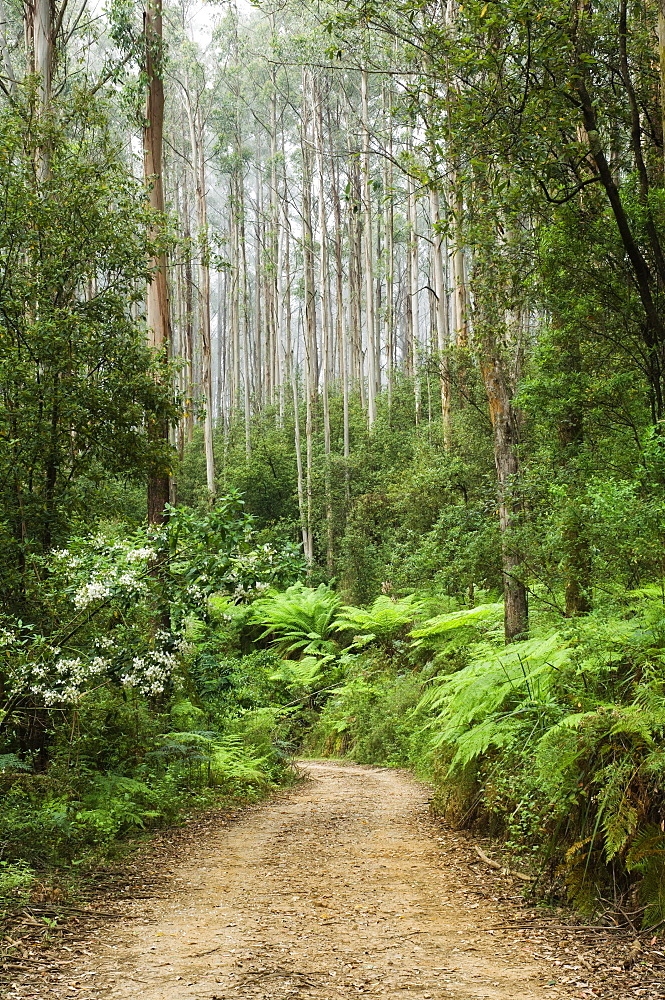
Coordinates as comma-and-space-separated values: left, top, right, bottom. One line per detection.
8, 760, 579, 1000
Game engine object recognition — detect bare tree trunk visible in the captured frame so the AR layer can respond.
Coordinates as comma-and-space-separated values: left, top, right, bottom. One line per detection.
173, 172, 186, 461
383, 82, 395, 414
347, 137, 365, 408
301, 68, 316, 570
269, 15, 281, 422
361, 67, 377, 429
477, 299, 528, 642
659, 1, 665, 174
184, 87, 215, 497
216, 267, 225, 428
429, 184, 452, 447
450, 185, 469, 349
23, 0, 54, 176
316, 86, 334, 575
230, 173, 241, 416
280, 161, 309, 557
182, 174, 195, 444
407, 160, 420, 422
144, 0, 171, 525
232, 108, 251, 458
0, 0, 16, 98
254, 148, 264, 412
331, 110, 350, 500
241, 209, 252, 459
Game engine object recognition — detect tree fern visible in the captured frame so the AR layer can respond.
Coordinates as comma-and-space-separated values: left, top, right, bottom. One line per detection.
446, 714, 525, 769
249, 583, 341, 658
417, 633, 572, 777
333, 594, 425, 649
419, 632, 571, 723
269, 654, 342, 697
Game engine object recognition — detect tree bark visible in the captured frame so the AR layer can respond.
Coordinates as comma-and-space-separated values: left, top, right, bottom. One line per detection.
316, 87, 334, 575
361, 67, 377, 429
184, 86, 215, 497
479, 337, 528, 642
144, 0, 171, 525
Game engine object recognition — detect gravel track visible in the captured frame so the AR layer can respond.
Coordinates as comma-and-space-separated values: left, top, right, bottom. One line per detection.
11, 760, 570, 1000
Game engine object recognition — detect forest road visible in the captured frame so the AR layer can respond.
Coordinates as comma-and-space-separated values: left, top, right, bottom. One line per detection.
35, 761, 569, 1000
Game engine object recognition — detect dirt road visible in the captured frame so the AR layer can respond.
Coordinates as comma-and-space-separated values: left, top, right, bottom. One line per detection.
7, 760, 578, 1000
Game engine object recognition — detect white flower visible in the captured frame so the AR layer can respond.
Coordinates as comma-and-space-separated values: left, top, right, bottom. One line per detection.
73, 580, 112, 609
117, 572, 146, 593
55, 657, 83, 675
126, 547, 155, 563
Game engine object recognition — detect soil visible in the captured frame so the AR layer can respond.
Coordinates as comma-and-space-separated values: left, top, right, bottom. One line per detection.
2, 760, 665, 999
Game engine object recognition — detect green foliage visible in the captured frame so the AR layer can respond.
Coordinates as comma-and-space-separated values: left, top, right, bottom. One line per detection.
626, 825, 665, 928
296, 580, 665, 925
0, 510, 304, 890
268, 654, 345, 702
0, 93, 179, 604
249, 583, 341, 658
149, 730, 272, 793
308, 663, 425, 767
420, 632, 570, 760
409, 603, 504, 649
0, 860, 35, 909
333, 594, 425, 650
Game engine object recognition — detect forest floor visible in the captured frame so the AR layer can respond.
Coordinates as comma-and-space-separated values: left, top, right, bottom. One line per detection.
2, 760, 664, 1000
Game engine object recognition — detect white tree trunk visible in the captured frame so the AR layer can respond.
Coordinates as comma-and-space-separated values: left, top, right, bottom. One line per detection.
361, 68, 377, 429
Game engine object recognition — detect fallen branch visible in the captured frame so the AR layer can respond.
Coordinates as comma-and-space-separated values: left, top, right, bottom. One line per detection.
23, 904, 124, 919
473, 845, 536, 882
492, 922, 630, 932
186, 945, 222, 958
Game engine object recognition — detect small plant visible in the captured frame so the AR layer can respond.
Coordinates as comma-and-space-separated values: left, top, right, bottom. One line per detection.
0, 861, 34, 904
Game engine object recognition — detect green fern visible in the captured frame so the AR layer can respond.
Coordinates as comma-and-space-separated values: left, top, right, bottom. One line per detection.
447, 714, 525, 769
597, 762, 640, 861
419, 632, 570, 722
561, 838, 601, 915
626, 824, 665, 928
269, 654, 341, 696
333, 594, 425, 649
249, 583, 341, 658
0, 754, 31, 773
409, 602, 504, 649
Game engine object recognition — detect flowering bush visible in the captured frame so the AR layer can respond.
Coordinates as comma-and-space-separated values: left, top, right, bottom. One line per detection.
0, 495, 304, 722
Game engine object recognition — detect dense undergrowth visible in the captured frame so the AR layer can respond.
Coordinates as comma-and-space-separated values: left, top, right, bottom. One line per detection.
0, 498, 303, 914
251, 584, 665, 930
4, 507, 665, 931
168, 368, 665, 932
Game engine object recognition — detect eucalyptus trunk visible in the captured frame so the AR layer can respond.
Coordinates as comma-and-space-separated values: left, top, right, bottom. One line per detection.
184, 89, 215, 497
144, 0, 171, 525
361, 68, 377, 429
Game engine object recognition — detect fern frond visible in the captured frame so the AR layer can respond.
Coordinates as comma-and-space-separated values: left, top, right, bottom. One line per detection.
333, 594, 425, 647
409, 603, 504, 648
250, 583, 341, 658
